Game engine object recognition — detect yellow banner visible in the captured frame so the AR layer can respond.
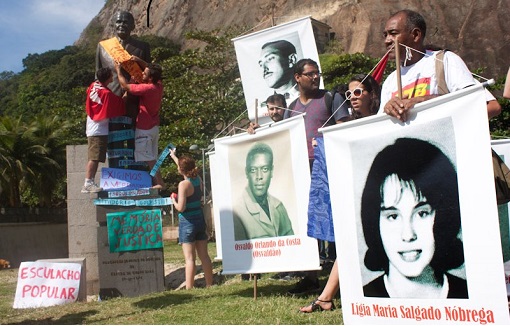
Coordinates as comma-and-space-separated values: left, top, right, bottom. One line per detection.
100, 37, 143, 83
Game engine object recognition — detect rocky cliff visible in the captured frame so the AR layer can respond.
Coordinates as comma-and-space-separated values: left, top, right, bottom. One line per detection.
77, 0, 510, 78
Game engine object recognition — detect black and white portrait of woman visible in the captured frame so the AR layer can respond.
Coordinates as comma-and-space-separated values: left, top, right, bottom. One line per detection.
360, 137, 468, 299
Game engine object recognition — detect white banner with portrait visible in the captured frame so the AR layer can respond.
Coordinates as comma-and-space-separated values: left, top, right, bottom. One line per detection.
232, 16, 321, 125
321, 85, 509, 324
490, 139, 510, 296
214, 115, 320, 274
208, 151, 223, 260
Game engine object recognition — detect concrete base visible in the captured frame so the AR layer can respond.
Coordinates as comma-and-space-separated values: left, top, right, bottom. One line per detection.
66, 144, 106, 296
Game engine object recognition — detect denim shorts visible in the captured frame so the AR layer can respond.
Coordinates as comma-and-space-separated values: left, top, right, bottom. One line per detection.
178, 215, 208, 244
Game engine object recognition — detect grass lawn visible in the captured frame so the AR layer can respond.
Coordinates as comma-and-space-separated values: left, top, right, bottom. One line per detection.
0, 240, 342, 324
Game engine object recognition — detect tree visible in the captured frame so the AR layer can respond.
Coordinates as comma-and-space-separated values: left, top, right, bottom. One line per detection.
0, 115, 68, 207
157, 28, 246, 191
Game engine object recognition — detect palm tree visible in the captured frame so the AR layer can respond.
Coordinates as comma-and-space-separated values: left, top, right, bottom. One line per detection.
0, 115, 68, 207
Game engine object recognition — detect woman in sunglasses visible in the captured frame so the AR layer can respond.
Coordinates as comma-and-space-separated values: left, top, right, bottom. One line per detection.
345, 74, 381, 119
300, 73, 381, 313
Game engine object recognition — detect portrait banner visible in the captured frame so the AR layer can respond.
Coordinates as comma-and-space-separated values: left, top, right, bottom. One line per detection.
208, 151, 223, 260
490, 139, 510, 296
232, 16, 321, 125
214, 116, 320, 274
321, 85, 509, 324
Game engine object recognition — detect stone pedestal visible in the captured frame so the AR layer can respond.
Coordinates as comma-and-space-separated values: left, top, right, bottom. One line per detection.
66, 145, 166, 298
67, 145, 103, 296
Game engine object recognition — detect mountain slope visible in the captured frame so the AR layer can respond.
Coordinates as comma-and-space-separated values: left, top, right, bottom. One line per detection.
77, 0, 510, 78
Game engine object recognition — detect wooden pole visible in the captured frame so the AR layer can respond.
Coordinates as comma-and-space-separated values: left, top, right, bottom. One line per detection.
253, 274, 258, 300
394, 38, 403, 99
254, 98, 259, 125
271, 3, 275, 26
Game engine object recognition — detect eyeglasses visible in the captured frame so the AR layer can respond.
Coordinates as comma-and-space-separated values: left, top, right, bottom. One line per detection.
301, 71, 322, 79
345, 88, 366, 100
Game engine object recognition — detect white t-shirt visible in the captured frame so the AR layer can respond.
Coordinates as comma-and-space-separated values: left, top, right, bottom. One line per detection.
86, 116, 109, 137
378, 50, 495, 113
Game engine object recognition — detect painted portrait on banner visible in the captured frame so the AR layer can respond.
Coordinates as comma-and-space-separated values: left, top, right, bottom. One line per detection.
214, 116, 320, 275
233, 16, 321, 125
322, 86, 509, 324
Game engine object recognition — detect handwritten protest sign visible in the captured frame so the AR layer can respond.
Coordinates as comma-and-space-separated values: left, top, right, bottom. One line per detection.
100, 167, 152, 190
13, 262, 81, 309
107, 209, 163, 252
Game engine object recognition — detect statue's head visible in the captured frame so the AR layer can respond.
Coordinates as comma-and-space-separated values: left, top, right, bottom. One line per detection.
114, 11, 135, 39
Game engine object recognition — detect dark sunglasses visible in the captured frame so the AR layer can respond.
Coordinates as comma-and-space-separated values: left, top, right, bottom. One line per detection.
345, 88, 366, 100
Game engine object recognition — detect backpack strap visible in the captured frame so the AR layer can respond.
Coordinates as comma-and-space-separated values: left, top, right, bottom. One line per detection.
435, 50, 449, 95
285, 98, 298, 119
325, 89, 335, 114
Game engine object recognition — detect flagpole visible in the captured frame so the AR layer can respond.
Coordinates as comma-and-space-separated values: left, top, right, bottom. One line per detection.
394, 39, 403, 99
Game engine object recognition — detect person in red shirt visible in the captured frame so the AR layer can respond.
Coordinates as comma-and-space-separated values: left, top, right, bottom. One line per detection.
115, 57, 165, 189
83, 67, 125, 193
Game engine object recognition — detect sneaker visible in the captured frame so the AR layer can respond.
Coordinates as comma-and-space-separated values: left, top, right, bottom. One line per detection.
287, 277, 320, 295
81, 182, 103, 193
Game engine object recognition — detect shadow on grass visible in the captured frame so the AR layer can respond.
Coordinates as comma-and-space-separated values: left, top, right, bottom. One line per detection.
164, 266, 231, 290
10, 310, 99, 325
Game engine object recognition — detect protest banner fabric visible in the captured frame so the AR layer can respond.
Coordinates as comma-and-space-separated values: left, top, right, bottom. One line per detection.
13, 262, 81, 309
321, 85, 509, 324
232, 16, 321, 125
208, 151, 223, 260
214, 116, 320, 274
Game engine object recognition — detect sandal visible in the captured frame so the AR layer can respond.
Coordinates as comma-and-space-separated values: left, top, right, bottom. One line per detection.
299, 298, 336, 313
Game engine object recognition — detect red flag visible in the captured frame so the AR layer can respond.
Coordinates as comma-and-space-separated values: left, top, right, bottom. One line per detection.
371, 52, 389, 84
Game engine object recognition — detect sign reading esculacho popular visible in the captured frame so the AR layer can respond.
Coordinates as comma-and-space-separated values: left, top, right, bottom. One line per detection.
13, 262, 81, 309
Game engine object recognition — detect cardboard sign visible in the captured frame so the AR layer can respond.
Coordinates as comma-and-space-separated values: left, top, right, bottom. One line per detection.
100, 167, 152, 190
13, 262, 81, 309
107, 209, 163, 252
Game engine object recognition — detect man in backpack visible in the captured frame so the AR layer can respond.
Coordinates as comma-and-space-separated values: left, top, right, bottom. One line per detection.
379, 9, 500, 122
284, 59, 350, 166
284, 58, 350, 295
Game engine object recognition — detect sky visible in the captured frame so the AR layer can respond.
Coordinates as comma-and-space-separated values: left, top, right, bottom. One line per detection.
0, 0, 105, 73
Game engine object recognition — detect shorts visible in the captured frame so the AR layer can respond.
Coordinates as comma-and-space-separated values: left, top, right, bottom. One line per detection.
135, 126, 159, 161
88, 136, 108, 162
178, 215, 208, 244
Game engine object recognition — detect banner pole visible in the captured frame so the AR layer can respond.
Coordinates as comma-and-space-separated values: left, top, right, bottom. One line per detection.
394, 39, 403, 99
254, 98, 259, 125
253, 274, 258, 300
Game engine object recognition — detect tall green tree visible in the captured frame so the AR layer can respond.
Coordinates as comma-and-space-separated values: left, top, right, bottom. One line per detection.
0, 115, 67, 207
157, 28, 246, 190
